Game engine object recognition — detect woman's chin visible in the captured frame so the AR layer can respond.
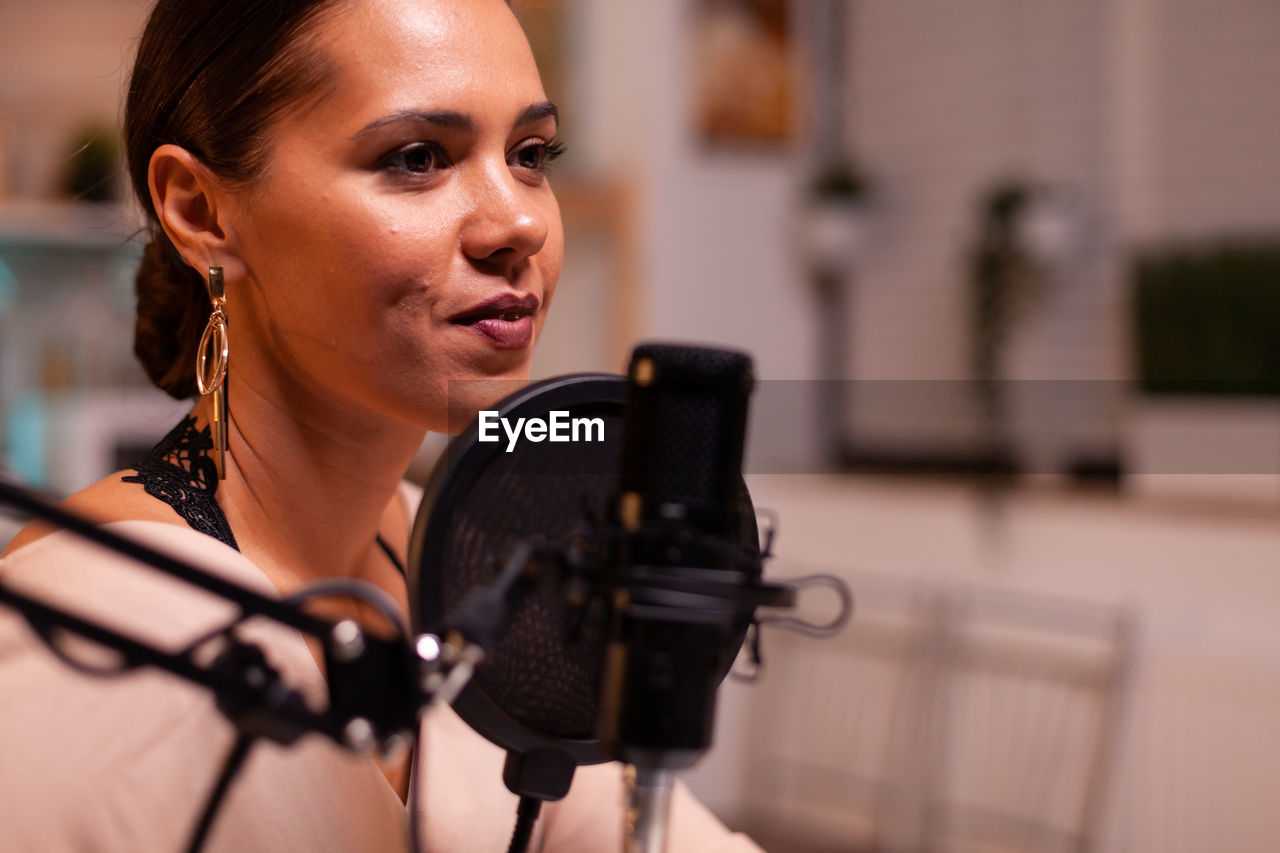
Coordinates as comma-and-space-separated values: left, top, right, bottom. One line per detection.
441, 375, 532, 434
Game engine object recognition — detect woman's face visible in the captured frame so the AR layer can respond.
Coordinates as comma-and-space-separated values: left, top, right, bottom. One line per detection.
225, 0, 563, 433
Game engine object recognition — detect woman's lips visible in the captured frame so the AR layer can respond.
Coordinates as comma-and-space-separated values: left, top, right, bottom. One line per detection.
450, 292, 539, 349
463, 314, 534, 348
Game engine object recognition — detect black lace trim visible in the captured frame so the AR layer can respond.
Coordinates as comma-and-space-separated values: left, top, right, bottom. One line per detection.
120, 412, 404, 578
122, 415, 239, 551
121, 415, 407, 578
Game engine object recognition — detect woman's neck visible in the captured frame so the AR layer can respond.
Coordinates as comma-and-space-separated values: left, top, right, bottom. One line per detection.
196, 375, 424, 591
194, 374, 421, 803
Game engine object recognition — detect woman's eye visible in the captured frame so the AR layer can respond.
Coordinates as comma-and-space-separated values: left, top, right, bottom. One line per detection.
512, 137, 567, 173
381, 142, 446, 175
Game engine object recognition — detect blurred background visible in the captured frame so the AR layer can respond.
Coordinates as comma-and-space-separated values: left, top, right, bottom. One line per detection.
1, 0, 1278, 850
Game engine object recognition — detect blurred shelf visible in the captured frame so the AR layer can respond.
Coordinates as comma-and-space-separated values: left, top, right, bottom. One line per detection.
0, 199, 144, 251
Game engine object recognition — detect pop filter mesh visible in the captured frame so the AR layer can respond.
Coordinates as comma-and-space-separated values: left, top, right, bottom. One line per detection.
419, 378, 760, 750
439, 403, 619, 739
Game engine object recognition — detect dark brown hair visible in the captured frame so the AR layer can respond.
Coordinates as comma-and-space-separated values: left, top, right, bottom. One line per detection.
125, 0, 341, 398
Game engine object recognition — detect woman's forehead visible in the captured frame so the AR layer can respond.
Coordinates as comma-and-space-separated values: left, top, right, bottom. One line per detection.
313, 0, 545, 118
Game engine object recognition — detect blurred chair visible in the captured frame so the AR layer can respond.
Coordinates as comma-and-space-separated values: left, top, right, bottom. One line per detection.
741, 573, 1133, 853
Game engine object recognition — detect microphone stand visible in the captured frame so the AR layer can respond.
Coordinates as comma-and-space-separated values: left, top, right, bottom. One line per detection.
0, 476, 432, 749
623, 765, 675, 853
0, 476, 488, 853
562, 516, 799, 853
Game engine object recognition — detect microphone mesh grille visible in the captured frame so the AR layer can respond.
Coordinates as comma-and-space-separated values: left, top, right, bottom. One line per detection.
622, 342, 752, 518
630, 342, 752, 377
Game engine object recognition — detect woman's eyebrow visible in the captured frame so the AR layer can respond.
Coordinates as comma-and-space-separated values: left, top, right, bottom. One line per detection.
515, 101, 558, 129
353, 110, 472, 138
353, 101, 558, 139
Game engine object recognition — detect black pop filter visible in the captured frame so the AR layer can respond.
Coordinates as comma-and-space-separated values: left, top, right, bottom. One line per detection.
406, 372, 760, 798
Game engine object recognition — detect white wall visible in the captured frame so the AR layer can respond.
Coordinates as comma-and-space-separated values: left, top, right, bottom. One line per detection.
1139, 0, 1280, 241
572, 0, 816, 381
571, 0, 823, 470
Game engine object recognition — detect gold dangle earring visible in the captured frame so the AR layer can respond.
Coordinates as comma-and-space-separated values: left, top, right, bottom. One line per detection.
196, 266, 229, 479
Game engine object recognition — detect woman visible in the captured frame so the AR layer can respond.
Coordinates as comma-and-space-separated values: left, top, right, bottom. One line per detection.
0, 0, 761, 850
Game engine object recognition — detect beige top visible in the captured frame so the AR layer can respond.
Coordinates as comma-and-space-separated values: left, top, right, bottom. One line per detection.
0, 514, 761, 852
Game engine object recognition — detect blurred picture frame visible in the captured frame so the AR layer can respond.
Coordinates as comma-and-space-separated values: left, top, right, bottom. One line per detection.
692, 0, 795, 146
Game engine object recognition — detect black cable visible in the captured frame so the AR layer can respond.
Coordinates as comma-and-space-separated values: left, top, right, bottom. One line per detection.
178, 575, 409, 663
185, 732, 258, 853
506, 795, 543, 853
284, 578, 409, 639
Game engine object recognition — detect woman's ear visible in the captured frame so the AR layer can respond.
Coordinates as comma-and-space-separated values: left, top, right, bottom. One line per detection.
148, 144, 247, 281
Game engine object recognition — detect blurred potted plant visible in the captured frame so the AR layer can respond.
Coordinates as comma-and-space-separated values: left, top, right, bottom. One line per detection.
966, 179, 1056, 462
796, 158, 873, 466
1127, 241, 1280, 502
801, 159, 872, 276
62, 124, 121, 203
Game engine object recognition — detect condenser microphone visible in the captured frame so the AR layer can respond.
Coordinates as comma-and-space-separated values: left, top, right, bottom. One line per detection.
407, 349, 818, 853
600, 343, 758, 853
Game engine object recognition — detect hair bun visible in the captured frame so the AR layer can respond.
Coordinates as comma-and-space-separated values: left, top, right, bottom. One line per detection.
134, 233, 208, 400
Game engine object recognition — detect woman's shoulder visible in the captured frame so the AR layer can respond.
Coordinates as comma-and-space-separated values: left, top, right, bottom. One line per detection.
1, 470, 186, 559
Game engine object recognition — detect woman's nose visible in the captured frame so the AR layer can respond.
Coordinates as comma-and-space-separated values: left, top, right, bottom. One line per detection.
459, 164, 550, 278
